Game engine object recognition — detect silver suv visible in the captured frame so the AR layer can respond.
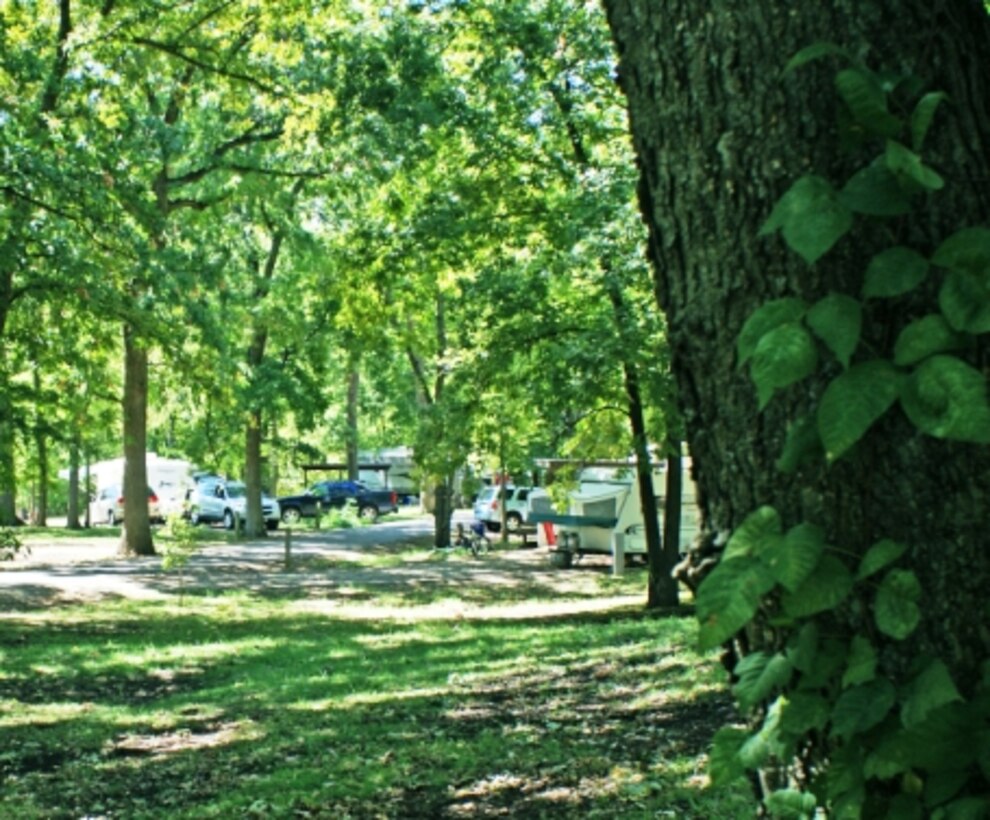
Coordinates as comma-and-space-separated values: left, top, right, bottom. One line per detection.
472, 486, 534, 533
185, 478, 280, 530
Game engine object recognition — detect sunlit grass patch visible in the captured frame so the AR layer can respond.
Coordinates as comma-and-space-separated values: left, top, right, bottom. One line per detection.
0, 582, 754, 817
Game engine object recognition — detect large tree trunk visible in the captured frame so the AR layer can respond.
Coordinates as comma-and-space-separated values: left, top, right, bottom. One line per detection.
603, 0, 990, 690
119, 324, 154, 556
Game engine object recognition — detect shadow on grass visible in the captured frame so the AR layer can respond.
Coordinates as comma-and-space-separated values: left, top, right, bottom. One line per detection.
0, 598, 749, 818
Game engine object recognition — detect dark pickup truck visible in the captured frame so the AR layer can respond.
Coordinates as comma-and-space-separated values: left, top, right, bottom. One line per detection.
277, 480, 398, 524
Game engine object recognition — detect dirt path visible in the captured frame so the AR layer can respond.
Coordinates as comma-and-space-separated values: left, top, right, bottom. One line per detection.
0, 516, 636, 615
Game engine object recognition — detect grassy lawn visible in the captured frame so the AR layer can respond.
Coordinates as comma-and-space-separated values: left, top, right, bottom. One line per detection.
0, 542, 754, 818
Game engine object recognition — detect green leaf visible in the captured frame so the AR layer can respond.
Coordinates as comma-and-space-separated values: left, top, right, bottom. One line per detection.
836, 68, 902, 137
894, 315, 967, 367
827, 743, 866, 804
758, 522, 826, 593
887, 795, 925, 820
733, 652, 794, 713
911, 91, 949, 152
939, 797, 990, 819
737, 298, 809, 366
776, 414, 824, 474
751, 323, 818, 408
781, 554, 854, 618
709, 726, 749, 785
817, 360, 901, 461
785, 622, 819, 673
856, 538, 908, 581
831, 678, 897, 738
765, 789, 818, 819
798, 638, 848, 690
739, 696, 787, 768
842, 635, 878, 688
723, 505, 782, 562
839, 160, 912, 216
886, 140, 945, 191
932, 227, 990, 278
781, 692, 831, 736
900, 355, 990, 443
875, 569, 922, 640
696, 557, 776, 650
783, 42, 852, 75
939, 270, 990, 334
761, 175, 853, 264
901, 660, 962, 729
807, 293, 862, 368
863, 246, 930, 299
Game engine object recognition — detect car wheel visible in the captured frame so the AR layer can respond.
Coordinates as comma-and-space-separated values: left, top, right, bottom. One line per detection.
223, 510, 235, 530
281, 507, 302, 525
358, 505, 379, 522
506, 512, 523, 533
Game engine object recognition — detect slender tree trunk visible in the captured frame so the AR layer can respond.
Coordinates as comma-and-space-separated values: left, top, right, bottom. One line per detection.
244, 411, 265, 537
662, 442, 683, 566
67, 433, 81, 529
603, 0, 990, 684
31, 369, 48, 526
120, 324, 154, 555
345, 362, 360, 481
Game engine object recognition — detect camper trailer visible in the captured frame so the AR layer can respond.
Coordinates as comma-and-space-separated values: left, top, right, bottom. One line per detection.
529, 462, 697, 574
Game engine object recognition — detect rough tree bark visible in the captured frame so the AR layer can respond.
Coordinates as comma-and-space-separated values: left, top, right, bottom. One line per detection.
602, 0, 990, 685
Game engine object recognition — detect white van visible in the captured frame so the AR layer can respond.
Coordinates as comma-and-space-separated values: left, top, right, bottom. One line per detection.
185, 478, 280, 530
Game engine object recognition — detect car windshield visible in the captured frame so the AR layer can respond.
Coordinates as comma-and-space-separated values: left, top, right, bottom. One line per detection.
224, 483, 246, 498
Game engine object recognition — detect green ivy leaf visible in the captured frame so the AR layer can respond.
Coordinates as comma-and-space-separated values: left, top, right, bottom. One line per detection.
856, 538, 908, 581
931, 226, 990, 278
751, 324, 819, 408
799, 638, 848, 690
806, 293, 862, 368
723, 505, 782, 562
835, 68, 902, 138
842, 635, 878, 688
760, 175, 853, 264
733, 652, 794, 713
831, 678, 897, 738
781, 692, 831, 736
827, 743, 866, 805
709, 726, 749, 785
863, 246, 930, 299
885, 140, 945, 191
875, 569, 922, 639
739, 696, 788, 768
839, 160, 912, 216
894, 315, 967, 367
697, 557, 776, 651
901, 660, 962, 729
776, 414, 824, 474
938, 270, 990, 334
737, 298, 808, 366
758, 522, 826, 593
911, 91, 949, 152
765, 788, 818, 819
886, 795, 925, 819
783, 42, 853, 75
785, 622, 819, 673
781, 554, 854, 618
817, 360, 901, 461
900, 355, 990, 443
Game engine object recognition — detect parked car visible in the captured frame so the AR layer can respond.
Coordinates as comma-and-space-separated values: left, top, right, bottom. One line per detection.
277, 480, 398, 524
185, 478, 280, 530
89, 484, 162, 526
472, 485, 535, 533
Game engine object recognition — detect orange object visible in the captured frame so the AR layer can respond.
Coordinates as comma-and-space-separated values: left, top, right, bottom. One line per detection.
542, 521, 556, 546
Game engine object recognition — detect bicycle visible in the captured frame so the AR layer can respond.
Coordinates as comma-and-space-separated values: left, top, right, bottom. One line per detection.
454, 521, 490, 557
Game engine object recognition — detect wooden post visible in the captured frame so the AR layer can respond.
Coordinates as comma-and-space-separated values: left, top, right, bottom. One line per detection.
284, 527, 292, 570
